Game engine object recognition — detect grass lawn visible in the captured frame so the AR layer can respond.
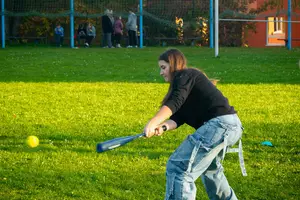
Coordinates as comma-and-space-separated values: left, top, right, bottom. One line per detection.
0, 46, 300, 200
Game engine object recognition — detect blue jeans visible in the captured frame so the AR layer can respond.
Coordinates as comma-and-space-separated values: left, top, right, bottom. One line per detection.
102, 33, 112, 48
55, 34, 63, 47
165, 114, 243, 200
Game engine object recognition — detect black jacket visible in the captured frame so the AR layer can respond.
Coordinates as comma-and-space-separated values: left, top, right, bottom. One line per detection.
165, 68, 236, 129
101, 15, 113, 33
77, 24, 87, 37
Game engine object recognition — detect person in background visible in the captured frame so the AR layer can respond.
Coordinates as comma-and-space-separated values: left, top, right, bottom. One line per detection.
76, 22, 87, 47
108, 10, 115, 46
85, 22, 96, 47
126, 9, 137, 48
54, 23, 64, 47
101, 9, 113, 48
113, 16, 123, 48
144, 48, 244, 200
108, 10, 115, 27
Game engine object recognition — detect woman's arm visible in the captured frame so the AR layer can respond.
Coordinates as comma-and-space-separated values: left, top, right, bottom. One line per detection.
144, 105, 173, 137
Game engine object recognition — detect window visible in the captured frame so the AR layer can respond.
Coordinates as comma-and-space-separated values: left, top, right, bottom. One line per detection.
268, 17, 284, 35
266, 17, 285, 46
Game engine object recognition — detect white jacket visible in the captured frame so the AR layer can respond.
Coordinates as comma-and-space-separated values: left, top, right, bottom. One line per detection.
126, 13, 137, 31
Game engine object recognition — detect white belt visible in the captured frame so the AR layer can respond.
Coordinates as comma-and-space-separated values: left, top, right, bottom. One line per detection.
201, 137, 247, 177
223, 137, 247, 176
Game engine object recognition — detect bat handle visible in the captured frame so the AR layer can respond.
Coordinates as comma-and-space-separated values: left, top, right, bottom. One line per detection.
139, 133, 146, 137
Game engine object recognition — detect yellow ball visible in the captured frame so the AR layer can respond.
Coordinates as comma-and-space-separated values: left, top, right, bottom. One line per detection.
26, 136, 39, 148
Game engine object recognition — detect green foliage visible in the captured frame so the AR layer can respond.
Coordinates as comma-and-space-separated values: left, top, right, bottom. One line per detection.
5, 0, 300, 46
19, 16, 56, 38
0, 47, 300, 200
250, 0, 300, 13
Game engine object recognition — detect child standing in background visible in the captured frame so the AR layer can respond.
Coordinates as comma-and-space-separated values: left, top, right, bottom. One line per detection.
114, 16, 123, 48
54, 23, 64, 47
126, 9, 137, 48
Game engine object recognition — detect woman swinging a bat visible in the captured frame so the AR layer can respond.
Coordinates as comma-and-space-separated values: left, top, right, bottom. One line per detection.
144, 48, 244, 200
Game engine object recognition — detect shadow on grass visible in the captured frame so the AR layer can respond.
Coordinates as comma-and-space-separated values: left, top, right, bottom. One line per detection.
1, 121, 299, 157
0, 142, 94, 153
108, 149, 173, 159
0, 47, 300, 84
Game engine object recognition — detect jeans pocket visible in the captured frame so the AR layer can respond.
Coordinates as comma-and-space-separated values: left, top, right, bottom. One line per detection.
218, 120, 242, 145
226, 128, 242, 146
197, 122, 226, 147
167, 135, 196, 173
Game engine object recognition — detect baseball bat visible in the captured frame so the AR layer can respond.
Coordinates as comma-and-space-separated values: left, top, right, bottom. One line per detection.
96, 125, 167, 153
96, 133, 145, 153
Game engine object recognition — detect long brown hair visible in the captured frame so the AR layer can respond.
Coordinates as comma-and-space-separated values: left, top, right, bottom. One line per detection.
159, 49, 187, 105
159, 49, 219, 106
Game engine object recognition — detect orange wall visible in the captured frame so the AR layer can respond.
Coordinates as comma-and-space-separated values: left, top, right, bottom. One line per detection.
291, 10, 300, 46
247, 23, 266, 47
247, 0, 300, 47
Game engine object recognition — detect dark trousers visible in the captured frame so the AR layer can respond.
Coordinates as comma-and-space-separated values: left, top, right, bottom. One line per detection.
55, 34, 64, 47
77, 35, 86, 46
128, 30, 137, 46
85, 36, 94, 45
115, 33, 122, 44
102, 33, 112, 47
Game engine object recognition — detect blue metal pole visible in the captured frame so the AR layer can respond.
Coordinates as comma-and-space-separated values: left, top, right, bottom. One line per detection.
209, 0, 214, 48
214, 0, 219, 57
139, 0, 143, 48
70, 0, 74, 48
287, 0, 292, 50
1, 0, 5, 49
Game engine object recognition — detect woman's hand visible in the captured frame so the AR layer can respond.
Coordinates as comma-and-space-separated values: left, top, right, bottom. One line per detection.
154, 125, 166, 136
144, 121, 158, 138
143, 106, 173, 138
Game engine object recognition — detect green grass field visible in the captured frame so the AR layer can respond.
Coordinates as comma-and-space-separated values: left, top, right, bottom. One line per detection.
0, 46, 300, 200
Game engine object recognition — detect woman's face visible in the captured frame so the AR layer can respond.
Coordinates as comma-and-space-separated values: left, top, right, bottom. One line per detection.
158, 60, 171, 82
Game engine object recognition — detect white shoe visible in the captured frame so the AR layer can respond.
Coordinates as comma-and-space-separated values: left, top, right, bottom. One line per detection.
127, 45, 132, 48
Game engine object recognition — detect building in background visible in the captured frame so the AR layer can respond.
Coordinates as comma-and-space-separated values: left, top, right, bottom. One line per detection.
247, 0, 300, 47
